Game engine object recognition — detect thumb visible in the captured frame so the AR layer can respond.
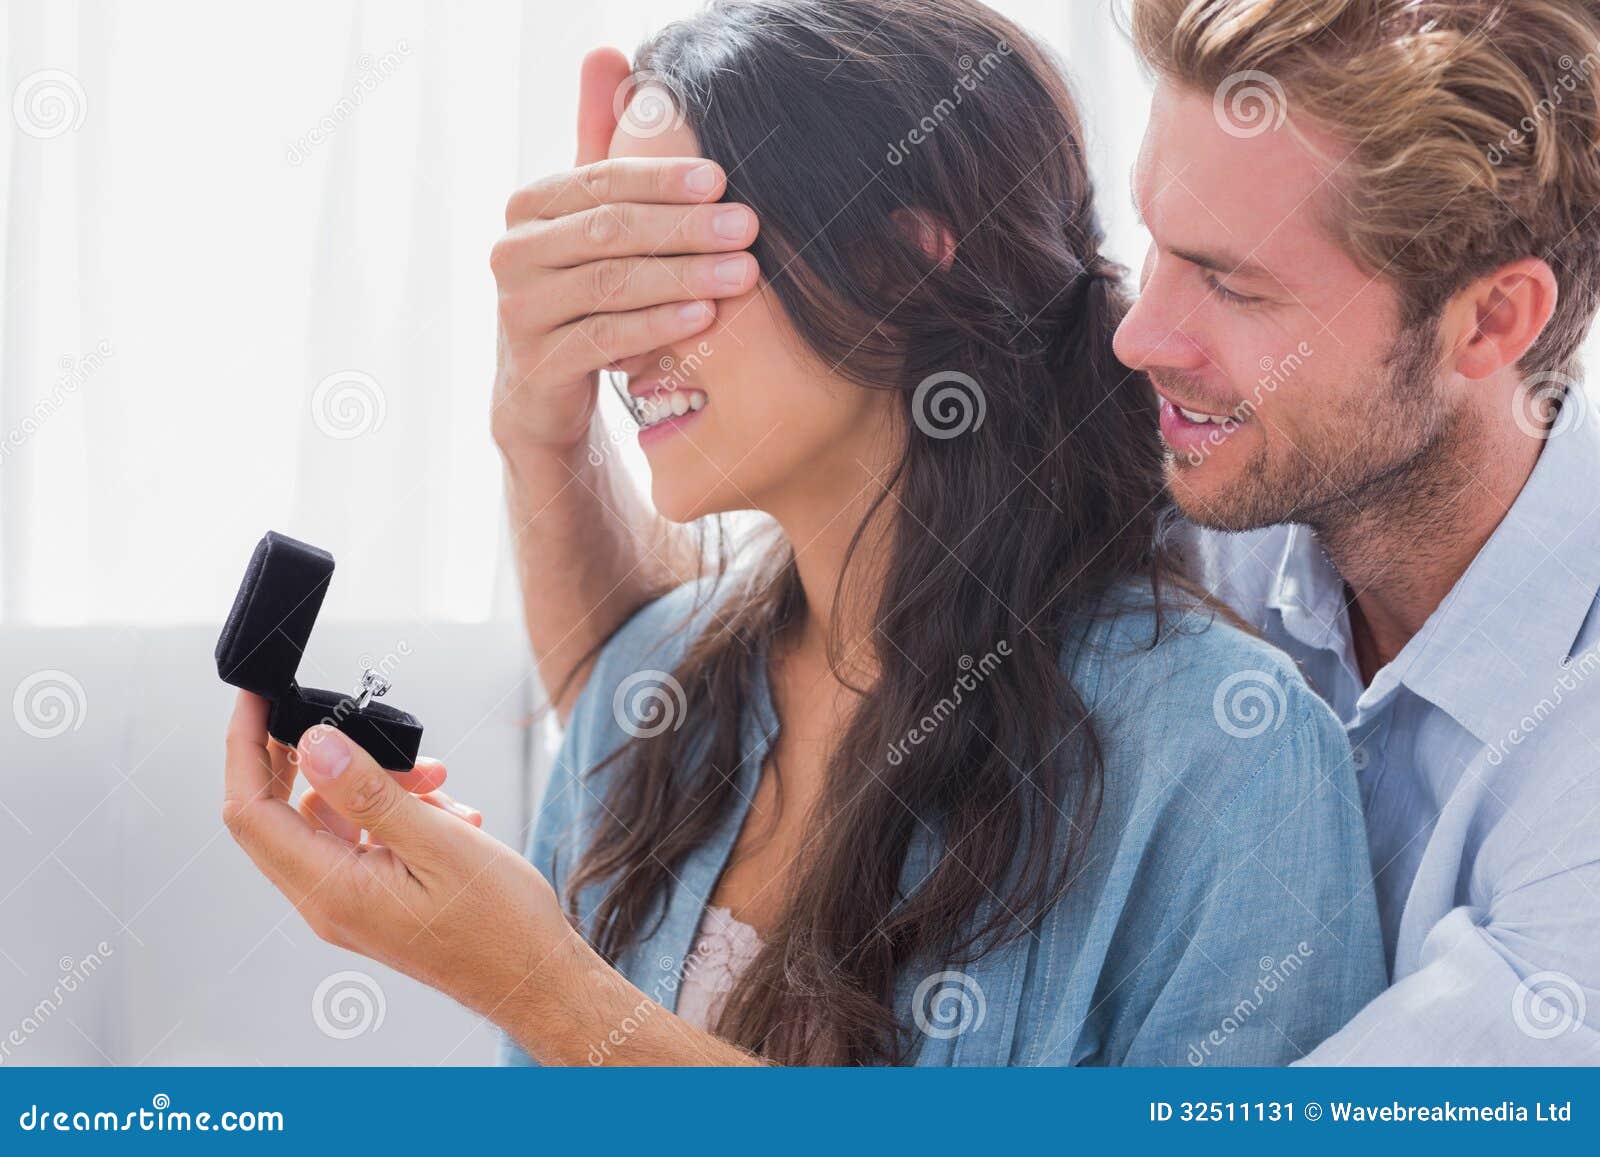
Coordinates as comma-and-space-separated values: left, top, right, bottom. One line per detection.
296, 725, 445, 853
576, 46, 632, 166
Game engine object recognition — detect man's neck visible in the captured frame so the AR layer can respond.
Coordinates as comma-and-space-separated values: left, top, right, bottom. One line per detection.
1317, 426, 1543, 684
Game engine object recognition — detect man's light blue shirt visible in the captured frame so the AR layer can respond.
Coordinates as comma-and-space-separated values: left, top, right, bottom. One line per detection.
1191, 399, 1600, 1064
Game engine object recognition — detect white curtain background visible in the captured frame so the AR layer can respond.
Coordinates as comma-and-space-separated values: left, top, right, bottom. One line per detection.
0, 0, 1150, 628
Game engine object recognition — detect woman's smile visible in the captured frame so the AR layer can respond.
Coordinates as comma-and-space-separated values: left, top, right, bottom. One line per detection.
630, 381, 710, 444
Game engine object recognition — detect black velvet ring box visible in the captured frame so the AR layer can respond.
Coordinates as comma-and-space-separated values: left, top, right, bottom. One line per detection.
215, 531, 423, 770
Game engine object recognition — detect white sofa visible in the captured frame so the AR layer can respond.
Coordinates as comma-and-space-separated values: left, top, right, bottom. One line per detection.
0, 621, 541, 1065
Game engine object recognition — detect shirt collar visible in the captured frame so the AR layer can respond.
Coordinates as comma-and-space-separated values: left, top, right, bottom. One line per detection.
1382, 395, 1600, 744
1259, 389, 1600, 744
1267, 524, 1349, 649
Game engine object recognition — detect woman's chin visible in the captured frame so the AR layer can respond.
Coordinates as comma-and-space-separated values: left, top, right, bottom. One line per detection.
649, 479, 728, 525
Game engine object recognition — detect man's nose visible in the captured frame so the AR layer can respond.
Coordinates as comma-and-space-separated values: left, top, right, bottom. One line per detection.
1113, 271, 1207, 376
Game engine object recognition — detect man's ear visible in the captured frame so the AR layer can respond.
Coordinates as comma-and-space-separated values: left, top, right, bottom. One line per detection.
891, 208, 958, 271
1451, 257, 1560, 380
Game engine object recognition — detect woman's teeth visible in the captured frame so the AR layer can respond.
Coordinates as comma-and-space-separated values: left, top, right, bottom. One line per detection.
634, 389, 707, 429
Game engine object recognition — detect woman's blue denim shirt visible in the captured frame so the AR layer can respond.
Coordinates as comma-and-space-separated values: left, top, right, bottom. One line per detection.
502, 577, 1385, 1066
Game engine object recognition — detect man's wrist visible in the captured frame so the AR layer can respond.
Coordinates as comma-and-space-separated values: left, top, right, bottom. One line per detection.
496, 428, 587, 484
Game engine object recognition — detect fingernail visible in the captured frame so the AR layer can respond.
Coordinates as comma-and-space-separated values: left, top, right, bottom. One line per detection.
713, 206, 749, 239
685, 163, 717, 194
303, 727, 352, 779
713, 255, 751, 286
678, 301, 711, 323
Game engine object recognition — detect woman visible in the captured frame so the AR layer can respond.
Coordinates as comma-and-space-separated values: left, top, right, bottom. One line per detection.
503, 0, 1384, 1064
225, 0, 1383, 1066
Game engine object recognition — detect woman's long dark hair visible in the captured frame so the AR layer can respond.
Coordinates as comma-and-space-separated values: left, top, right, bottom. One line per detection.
565, 0, 1178, 1064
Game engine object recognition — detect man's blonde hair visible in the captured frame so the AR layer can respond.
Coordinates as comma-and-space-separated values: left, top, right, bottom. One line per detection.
1132, 0, 1600, 378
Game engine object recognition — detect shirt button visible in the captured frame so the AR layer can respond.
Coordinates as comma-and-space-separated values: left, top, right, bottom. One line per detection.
1351, 747, 1371, 771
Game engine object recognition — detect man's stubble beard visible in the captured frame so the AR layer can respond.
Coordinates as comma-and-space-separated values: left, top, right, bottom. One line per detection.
1169, 321, 1474, 540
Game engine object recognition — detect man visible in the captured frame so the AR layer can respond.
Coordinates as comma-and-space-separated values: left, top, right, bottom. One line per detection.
1117, 0, 1600, 1064
490, 1, 1600, 1063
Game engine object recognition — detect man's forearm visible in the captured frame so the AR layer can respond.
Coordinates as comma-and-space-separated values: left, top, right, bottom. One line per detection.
500, 418, 695, 721
1300, 907, 1600, 1065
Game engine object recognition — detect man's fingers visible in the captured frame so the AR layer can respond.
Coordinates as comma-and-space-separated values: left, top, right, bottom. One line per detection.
505, 158, 727, 226
576, 47, 632, 167
543, 299, 717, 379
513, 202, 758, 270
295, 725, 453, 860
491, 201, 756, 290
508, 253, 755, 328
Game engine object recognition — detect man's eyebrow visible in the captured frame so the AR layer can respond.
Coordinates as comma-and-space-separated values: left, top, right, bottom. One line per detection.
1132, 180, 1280, 283
1170, 245, 1272, 281
1130, 174, 1279, 284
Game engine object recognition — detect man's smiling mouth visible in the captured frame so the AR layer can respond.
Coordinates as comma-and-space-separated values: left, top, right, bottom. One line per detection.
1154, 387, 1252, 460
1174, 403, 1232, 425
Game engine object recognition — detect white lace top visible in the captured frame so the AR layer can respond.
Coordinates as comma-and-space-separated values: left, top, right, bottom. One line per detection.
676, 905, 764, 1031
